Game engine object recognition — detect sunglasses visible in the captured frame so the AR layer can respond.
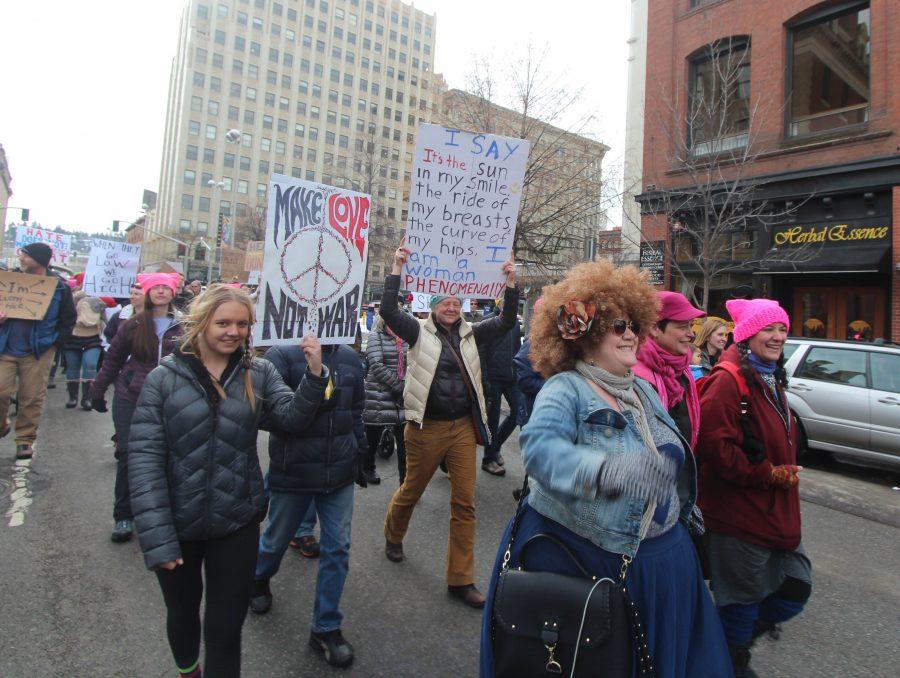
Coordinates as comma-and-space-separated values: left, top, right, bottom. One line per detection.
612, 319, 640, 335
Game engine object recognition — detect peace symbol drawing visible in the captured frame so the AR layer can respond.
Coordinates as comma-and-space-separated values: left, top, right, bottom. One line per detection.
279, 224, 353, 306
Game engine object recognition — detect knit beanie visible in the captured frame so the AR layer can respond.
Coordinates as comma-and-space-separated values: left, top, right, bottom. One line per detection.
20, 242, 53, 268
726, 298, 790, 343
429, 294, 460, 310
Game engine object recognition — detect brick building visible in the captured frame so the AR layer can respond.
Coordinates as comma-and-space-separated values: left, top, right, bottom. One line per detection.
636, 0, 900, 341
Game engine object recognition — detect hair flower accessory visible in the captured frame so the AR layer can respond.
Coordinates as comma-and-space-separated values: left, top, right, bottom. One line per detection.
556, 300, 597, 340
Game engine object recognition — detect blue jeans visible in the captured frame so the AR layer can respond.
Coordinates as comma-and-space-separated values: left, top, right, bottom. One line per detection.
484, 380, 526, 462
63, 347, 101, 382
293, 503, 317, 539
256, 484, 354, 633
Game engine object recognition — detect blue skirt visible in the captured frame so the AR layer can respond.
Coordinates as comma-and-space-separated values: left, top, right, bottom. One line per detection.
480, 504, 733, 678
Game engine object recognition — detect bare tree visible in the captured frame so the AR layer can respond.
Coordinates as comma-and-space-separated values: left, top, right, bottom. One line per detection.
631, 37, 815, 310
442, 46, 608, 281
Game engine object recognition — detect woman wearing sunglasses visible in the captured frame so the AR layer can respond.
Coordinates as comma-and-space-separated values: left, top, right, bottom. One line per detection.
480, 260, 731, 677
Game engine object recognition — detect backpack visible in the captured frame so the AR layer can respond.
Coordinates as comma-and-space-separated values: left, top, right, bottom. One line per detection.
697, 362, 765, 463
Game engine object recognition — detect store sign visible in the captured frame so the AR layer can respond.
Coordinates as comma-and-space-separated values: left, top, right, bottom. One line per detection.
773, 224, 889, 247
640, 241, 665, 286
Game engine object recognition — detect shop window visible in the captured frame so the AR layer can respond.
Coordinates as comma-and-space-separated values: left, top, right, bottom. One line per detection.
789, 3, 870, 137
688, 38, 750, 156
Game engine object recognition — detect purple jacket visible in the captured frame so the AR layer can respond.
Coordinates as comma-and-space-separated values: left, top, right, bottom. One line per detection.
91, 315, 183, 404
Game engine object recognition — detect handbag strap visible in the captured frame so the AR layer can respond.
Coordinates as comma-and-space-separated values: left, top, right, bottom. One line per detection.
518, 533, 592, 579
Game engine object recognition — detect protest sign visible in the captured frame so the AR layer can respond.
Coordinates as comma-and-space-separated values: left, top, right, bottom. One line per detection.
14, 226, 73, 267
0, 271, 57, 320
244, 241, 264, 271
253, 174, 370, 346
82, 239, 141, 297
410, 292, 470, 314
247, 270, 261, 286
403, 124, 530, 299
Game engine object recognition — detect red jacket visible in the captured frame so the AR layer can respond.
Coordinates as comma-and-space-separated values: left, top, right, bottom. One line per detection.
696, 345, 801, 550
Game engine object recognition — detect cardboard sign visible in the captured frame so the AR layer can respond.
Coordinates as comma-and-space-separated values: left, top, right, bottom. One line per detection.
14, 226, 73, 267
244, 241, 264, 271
0, 271, 57, 320
82, 239, 141, 297
410, 292, 471, 313
403, 123, 530, 299
253, 174, 370, 346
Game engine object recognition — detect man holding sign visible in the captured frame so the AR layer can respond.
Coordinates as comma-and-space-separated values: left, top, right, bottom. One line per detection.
0, 243, 76, 459
380, 238, 518, 609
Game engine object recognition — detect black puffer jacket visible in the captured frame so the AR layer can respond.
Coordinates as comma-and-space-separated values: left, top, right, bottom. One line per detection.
128, 349, 328, 569
265, 344, 367, 494
363, 321, 408, 426
479, 308, 522, 383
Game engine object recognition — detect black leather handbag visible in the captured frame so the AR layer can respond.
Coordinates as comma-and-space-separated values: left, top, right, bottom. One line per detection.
491, 483, 655, 678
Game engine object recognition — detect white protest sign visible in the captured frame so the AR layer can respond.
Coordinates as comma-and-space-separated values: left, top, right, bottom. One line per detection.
82, 239, 141, 297
253, 174, 370, 346
403, 124, 530, 299
14, 226, 73, 267
410, 292, 470, 313
247, 270, 261, 286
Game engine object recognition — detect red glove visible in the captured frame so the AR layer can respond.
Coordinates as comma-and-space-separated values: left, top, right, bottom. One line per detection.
771, 465, 802, 489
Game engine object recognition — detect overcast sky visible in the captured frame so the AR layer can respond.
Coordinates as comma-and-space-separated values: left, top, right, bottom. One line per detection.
0, 0, 628, 234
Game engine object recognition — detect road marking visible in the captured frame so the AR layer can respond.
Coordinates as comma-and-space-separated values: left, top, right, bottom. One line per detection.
6, 459, 34, 527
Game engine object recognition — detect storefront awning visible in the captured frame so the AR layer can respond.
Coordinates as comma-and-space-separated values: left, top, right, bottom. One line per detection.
754, 243, 890, 275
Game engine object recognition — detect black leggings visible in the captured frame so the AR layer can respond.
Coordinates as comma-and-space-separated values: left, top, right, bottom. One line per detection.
365, 423, 407, 484
155, 520, 260, 677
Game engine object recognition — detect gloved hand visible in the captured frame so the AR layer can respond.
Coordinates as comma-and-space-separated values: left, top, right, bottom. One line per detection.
355, 458, 368, 488
770, 464, 802, 489
91, 398, 108, 413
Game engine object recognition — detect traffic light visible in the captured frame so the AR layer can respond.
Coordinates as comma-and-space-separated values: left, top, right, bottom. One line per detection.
216, 213, 225, 247
21, 209, 29, 221
112, 220, 120, 232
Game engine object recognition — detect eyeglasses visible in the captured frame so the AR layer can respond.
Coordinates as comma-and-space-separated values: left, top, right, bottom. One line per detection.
612, 319, 640, 335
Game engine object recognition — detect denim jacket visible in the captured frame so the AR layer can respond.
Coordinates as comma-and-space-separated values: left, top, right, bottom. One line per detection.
520, 370, 697, 557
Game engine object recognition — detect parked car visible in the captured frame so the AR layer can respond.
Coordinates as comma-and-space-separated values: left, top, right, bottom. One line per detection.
782, 338, 900, 470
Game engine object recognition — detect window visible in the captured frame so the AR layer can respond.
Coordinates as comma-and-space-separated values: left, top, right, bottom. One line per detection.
297, 101, 307, 116
183, 169, 196, 184
210, 76, 221, 92
257, 183, 267, 198
265, 92, 276, 106
236, 11, 248, 26
187, 145, 198, 160
293, 144, 304, 158
248, 64, 259, 79
197, 222, 209, 235
224, 152, 235, 168
214, 29, 226, 45
796, 347, 868, 387
212, 53, 224, 69
789, 3, 870, 137
188, 120, 200, 136
259, 160, 269, 173
252, 16, 263, 30
230, 82, 242, 97
203, 148, 215, 163
179, 219, 192, 233
267, 69, 277, 85
217, 3, 228, 18
275, 140, 285, 155
295, 123, 305, 137
199, 196, 210, 213
193, 71, 205, 87
309, 127, 318, 141
182, 194, 194, 209
689, 39, 751, 156
261, 137, 271, 151
232, 59, 243, 74
240, 155, 251, 170
277, 118, 288, 132
871, 353, 900, 394
244, 110, 255, 124
247, 86, 257, 101
307, 148, 317, 161
242, 132, 252, 147
306, 170, 315, 181
263, 114, 273, 129
205, 124, 217, 140
238, 179, 249, 194
190, 95, 202, 112
327, 109, 337, 123
197, 4, 209, 19
325, 131, 335, 144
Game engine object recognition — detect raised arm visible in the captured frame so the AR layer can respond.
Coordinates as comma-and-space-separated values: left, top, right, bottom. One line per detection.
259, 338, 330, 433
380, 239, 421, 345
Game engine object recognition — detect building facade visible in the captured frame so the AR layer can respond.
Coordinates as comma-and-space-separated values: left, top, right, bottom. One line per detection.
637, 0, 900, 341
439, 88, 608, 288
0, 144, 12, 257
150, 0, 437, 286
621, 0, 648, 265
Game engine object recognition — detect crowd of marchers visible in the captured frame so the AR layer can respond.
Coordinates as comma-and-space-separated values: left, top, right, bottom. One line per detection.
0, 240, 809, 678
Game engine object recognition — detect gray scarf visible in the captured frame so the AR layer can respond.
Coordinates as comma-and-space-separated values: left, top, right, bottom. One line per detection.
576, 361, 655, 451
575, 360, 676, 514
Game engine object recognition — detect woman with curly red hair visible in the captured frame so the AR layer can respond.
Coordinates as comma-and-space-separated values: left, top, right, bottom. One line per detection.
480, 260, 731, 677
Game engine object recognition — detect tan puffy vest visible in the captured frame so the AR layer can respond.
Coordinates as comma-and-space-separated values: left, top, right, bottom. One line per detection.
403, 315, 488, 429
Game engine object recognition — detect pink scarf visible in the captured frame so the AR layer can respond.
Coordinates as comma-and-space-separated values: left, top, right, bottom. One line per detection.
634, 338, 701, 448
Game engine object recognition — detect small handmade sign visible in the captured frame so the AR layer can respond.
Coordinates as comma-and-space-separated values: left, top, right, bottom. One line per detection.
0, 271, 57, 320
82, 239, 141, 297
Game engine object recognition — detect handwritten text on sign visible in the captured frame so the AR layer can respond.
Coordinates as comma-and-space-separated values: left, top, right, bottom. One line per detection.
252, 174, 370, 346
14, 226, 73, 267
0, 271, 57, 320
404, 124, 530, 299
82, 239, 142, 298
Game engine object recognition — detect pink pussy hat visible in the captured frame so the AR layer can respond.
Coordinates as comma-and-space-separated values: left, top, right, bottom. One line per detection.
726, 298, 790, 343
136, 273, 180, 295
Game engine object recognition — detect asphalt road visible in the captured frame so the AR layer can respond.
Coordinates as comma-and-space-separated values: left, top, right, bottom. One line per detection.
1, 385, 898, 677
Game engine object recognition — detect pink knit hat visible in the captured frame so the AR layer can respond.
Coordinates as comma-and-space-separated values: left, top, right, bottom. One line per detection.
726, 298, 790, 343
137, 273, 180, 295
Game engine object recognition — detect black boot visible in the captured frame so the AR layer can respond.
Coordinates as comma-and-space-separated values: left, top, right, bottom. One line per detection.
65, 382, 79, 408
80, 381, 93, 410
728, 643, 760, 678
